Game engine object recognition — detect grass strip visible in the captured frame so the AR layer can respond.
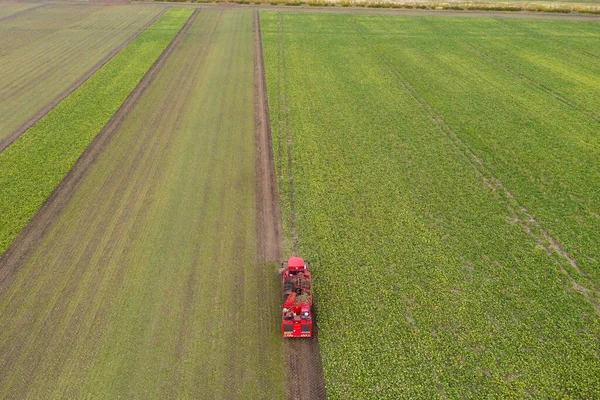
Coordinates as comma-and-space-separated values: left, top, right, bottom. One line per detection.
0, 8, 194, 256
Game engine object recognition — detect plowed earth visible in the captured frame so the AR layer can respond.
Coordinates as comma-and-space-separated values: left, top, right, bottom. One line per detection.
0, 8, 286, 398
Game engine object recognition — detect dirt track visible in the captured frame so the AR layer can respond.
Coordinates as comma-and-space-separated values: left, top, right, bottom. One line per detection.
0, 6, 166, 153
0, 9, 195, 282
253, 11, 327, 400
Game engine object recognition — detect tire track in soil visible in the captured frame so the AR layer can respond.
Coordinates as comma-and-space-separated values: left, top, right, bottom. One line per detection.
0, 6, 167, 153
0, 9, 197, 283
254, 11, 327, 400
349, 18, 600, 314
0, 3, 47, 23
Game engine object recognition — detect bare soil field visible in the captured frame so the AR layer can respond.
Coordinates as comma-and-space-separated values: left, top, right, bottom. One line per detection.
0, 4, 164, 150
0, 8, 285, 398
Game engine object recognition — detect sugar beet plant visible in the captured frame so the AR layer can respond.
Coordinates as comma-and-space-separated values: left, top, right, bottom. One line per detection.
261, 12, 600, 398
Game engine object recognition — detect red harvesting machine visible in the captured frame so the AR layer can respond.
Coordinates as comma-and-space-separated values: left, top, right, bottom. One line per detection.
281, 257, 313, 338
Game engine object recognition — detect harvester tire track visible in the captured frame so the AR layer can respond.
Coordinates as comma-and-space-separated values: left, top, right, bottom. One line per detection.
348, 18, 600, 314
254, 11, 327, 400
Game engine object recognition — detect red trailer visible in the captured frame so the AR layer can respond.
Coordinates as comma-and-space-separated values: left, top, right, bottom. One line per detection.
281, 257, 313, 338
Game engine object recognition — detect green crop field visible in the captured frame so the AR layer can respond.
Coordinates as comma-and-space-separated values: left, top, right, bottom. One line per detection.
0, 8, 284, 398
262, 12, 600, 398
3, 2, 600, 398
0, 4, 163, 147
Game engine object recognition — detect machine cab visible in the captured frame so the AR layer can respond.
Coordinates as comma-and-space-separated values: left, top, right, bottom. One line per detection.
287, 257, 306, 272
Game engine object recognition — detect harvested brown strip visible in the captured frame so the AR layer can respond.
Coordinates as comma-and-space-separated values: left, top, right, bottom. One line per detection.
0, 7, 167, 152
253, 11, 327, 400
0, 10, 196, 284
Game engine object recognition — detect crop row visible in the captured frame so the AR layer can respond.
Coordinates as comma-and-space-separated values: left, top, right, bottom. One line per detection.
262, 12, 600, 398
0, 8, 194, 256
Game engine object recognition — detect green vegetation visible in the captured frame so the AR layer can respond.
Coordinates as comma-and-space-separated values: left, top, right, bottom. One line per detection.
0, 9, 284, 398
0, 4, 164, 144
0, 8, 192, 256
262, 12, 600, 398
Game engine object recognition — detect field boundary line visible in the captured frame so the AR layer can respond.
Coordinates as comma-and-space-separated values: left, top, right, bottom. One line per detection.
255, 12, 327, 400
426, 19, 600, 124
0, 6, 168, 153
0, 3, 47, 23
348, 18, 600, 314
0, 9, 197, 283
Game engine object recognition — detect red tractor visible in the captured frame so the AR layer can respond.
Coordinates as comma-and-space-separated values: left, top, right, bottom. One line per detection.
281, 257, 313, 338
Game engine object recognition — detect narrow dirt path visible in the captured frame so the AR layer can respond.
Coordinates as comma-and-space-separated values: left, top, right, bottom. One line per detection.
0, 9, 196, 282
0, 6, 167, 153
253, 11, 327, 400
